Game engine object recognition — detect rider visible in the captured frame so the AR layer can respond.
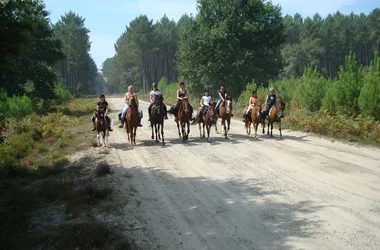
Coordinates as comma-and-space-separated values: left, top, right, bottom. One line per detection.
119, 85, 143, 128
148, 82, 168, 121
264, 87, 277, 119
215, 83, 234, 117
170, 82, 194, 121
243, 90, 259, 120
91, 94, 113, 131
196, 89, 212, 123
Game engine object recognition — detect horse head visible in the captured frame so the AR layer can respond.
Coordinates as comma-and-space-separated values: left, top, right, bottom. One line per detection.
130, 96, 137, 108
95, 109, 106, 126
224, 96, 232, 114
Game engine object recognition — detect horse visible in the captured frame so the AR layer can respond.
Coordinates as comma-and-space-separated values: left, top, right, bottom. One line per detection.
150, 95, 165, 144
198, 102, 217, 142
94, 109, 108, 147
218, 96, 233, 139
176, 99, 191, 142
262, 101, 286, 137
244, 103, 263, 138
125, 96, 138, 147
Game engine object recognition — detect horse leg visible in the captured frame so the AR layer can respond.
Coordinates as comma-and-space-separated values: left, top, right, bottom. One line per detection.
158, 123, 161, 140
215, 118, 219, 134
270, 122, 273, 137
161, 122, 165, 145
133, 127, 137, 145
267, 121, 270, 135
199, 122, 202, 138
187, 122, 190, 141
279, 120, 282, 138
155, 124, 159, 143
207, 125, 211, 142
97, 132, 101, 147
176, 121, 181, 138
151, 122, 154, 139
202, 123, 206, 138
181, 123, 185, 142
262, 119, 265, 134
222, 119, 227, 139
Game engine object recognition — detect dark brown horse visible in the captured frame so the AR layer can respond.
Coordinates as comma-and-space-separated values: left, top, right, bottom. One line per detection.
176, 99, 191, 142
262, 101, 286, 137
199, 102, 217, 142
94, 109, 108, 147
150, 95, 165, 144
218, 96, 232, 139
125, 97, 138, 147
244, 103, 263, 138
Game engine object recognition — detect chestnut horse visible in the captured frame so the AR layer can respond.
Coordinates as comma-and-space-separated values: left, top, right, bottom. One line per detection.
199, 102, 217, 142
150, 95, 165, 144
218, 96, 232, 139
125, 97, 138, 147
244, 103, 263, 138
94, 109, 108, 147
176, 99, 191, 142
262, 101, 286, 137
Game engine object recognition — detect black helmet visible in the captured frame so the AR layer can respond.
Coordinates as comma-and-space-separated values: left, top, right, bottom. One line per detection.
204, 89, 209, 93
251, 90, 257, 94
152, 82, 158, 88
99, 94, 105, 98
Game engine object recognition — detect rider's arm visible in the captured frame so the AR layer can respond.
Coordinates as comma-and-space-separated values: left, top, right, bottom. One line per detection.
265, 95, 268, 105
105, 104, 109, 116
218, 91, 224, 101
184, 91, 189, 99
176, 90, 181, 100
150, 92, 154, 103
248, 97, 252, 106
135, 94, 139, 107
200, 97, 203, 107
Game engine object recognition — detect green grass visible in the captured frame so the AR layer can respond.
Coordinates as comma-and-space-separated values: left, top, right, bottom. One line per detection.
0, 97, 136, 249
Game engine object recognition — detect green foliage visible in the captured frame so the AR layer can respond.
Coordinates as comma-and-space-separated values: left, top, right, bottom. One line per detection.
6, 95, 34, 118
292, 67, 328, 112
54, 81, 71, 103
0, 0, 64, 98
359, 55, 380, 120
322, 53, 364, 114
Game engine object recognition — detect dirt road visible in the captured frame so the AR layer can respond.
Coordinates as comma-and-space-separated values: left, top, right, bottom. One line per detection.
106, 97, 380, 250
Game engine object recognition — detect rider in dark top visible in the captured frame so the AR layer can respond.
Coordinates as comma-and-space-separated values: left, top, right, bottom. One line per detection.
264, 88, 276, 118
215, 83, 234, 117
170, 82, 194, 121
92, 94, 113, 131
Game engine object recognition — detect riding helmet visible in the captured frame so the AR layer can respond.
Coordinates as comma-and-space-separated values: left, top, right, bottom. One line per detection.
152, 82, 158, 88
269, 87, 275, 92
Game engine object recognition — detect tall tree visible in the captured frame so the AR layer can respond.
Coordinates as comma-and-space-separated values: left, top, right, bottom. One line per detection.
0, 0, 63, 98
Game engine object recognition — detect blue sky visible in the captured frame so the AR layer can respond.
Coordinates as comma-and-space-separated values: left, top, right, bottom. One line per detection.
44, 0, 379, 70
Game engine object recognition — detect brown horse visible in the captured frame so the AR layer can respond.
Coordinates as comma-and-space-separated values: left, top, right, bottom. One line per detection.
244, 103, 263, 138
94, 109, 108, 147
219, 96, 232, 139
262, 101, 286, 137
125, 97, 138, 147
150, 95, 165, 144
176, 99, 191, 142
199, 102, 217, 142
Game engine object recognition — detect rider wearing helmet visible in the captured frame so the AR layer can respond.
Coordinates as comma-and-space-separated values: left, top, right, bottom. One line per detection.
91, 94, 113, 131
148, 82, 168, 121
169, 82, 194, 121
264, 88, 276, 119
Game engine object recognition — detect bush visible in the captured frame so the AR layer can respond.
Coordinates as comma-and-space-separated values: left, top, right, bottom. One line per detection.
322, 53, 364, 114
7, 95, 34, 118
292, 67, 328, 112
54, 81, 71, 104
359, 54, 380, 120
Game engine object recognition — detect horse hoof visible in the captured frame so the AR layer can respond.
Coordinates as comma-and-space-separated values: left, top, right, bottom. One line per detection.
151, 136, 154, 139
156, 140, 159, 143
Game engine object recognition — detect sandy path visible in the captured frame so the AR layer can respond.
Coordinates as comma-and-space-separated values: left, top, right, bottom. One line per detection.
106, 97, 380, 250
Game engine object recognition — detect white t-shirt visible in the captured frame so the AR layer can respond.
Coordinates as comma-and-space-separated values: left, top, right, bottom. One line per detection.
150, 90, 161, 101
202, 96, 212, 106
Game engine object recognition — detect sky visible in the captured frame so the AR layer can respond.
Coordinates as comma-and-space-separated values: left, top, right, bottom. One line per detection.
44, 0, 379, 70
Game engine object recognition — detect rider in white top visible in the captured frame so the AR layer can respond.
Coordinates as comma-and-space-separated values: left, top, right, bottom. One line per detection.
148, 82, 168, 120
196, 90, 212, 123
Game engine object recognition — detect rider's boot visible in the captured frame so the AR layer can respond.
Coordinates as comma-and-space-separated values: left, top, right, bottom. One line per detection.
137, 118, 142, 127
119, 121, 124, 128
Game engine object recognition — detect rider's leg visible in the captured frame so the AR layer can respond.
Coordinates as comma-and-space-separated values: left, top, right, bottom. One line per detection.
163, 103, 168, 119
215, 99, 222, 115
137, 109, 143, 127
189, 103, 195, 120
106, 115, 113, 131
119, 104, 129, 128
148, 103, 153, 121
91, 115, 96, 131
